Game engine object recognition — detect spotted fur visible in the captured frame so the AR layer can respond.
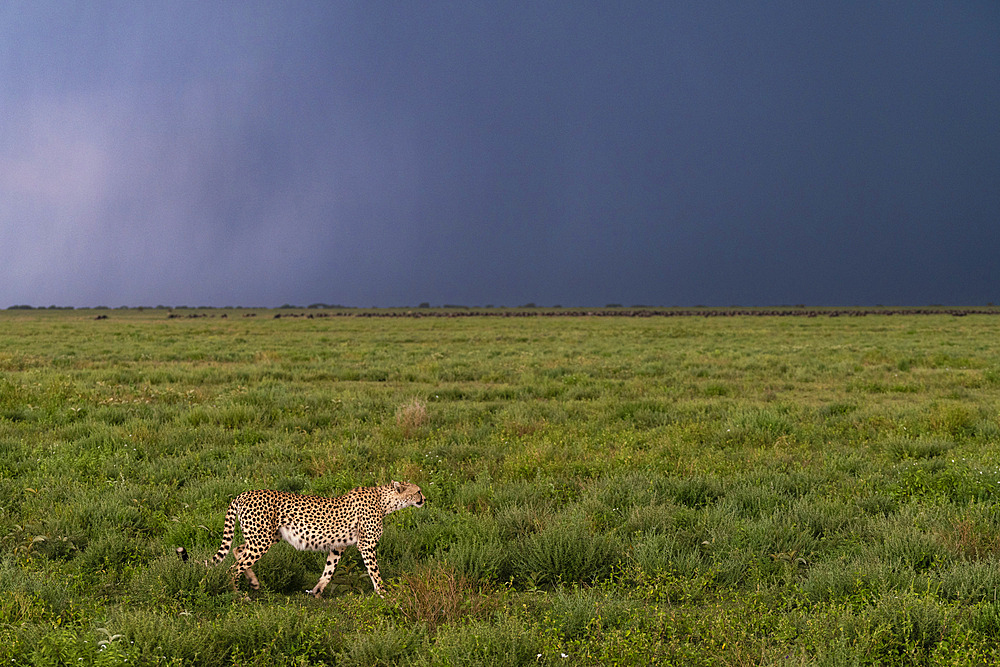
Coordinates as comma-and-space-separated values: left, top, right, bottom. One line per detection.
190, 481, 425, 597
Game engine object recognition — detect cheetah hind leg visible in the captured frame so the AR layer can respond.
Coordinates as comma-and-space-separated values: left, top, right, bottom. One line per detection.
229, 544, 263, 591
307, 548, 345, 598
177, 544, 260, 599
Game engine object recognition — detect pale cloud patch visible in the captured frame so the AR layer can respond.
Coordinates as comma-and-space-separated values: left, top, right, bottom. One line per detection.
0, 96, 120, 298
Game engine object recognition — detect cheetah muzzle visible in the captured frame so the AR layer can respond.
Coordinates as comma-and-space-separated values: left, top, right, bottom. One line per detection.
176, 481, 425, 598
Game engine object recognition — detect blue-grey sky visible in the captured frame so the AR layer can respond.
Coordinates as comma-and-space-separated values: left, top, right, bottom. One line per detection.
2, 2, 998, 308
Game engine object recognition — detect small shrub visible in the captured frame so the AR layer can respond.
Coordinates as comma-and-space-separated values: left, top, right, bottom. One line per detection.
130, 554, 234, 605
720, 484, 783, 519
451, 477, 494, 513
888, 437, 953, 460
115, 606, 339, 666
704, 383, 730, 397
588, 471, 669, 511
545, 585, 632, 641
862, 593, 948, 662
27, 533, 83, 561
613, 400, 675, 428
799, 560, 866, 603
927, 403, 979, 439
493, 502, 550, 542
547, 587, 601, 641
110, 610, 212, 664
937, 560, 1000, 603
274, 476, 307, 493
27, 628, 125, 666
874, 521, 949, 573
769, 469, 822, 499
620, 502, 677, 535
936, 518, 1000, 562
856, 492, 899, 517
736, 512, 816, 575
337, 623, 426, 666
491, 479, 558, 510
431, 616, 543, 667
247, 544, 325, 595
74, 533, 154, 577
971, 600, 1000, 636
592, 471, 663, 507
719, 406, 796, 448
631, 532, 705, 579
446, 534, 510, 583
378, 506, 457, 576
789, 496, 855, 540
672, 476, 724, 508
513, 512, 617, 587
819, 401, 857, 418
800, 558, 912, 604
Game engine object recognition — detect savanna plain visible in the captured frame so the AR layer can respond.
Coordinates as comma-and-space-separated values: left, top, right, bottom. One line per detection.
3, 308, 1000, 665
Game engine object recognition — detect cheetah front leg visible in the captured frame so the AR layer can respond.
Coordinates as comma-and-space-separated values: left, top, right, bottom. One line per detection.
307, 548, 345, 599
357, 537, 385, 597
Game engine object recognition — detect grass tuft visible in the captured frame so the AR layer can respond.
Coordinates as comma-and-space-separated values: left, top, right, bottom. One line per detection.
396, 398, 429, 438
391, 561, 497, 634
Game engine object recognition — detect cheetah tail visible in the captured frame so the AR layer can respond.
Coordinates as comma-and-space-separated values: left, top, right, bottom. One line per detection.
209, 499, 239, 565
175, 546, 189, 562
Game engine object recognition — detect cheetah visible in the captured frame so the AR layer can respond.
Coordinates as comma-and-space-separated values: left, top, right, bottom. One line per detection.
177, 482, 425, 597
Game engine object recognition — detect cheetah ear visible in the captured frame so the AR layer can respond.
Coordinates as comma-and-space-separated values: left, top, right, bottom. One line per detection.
393, 481, 402, 492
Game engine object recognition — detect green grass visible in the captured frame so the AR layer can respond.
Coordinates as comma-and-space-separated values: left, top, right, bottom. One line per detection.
2, 308, 1000, 664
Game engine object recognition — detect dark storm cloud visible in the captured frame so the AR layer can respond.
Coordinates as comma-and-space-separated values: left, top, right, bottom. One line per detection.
2, 2, 998, 307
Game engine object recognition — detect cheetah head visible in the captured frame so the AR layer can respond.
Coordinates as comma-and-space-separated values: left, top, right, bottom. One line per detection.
391, 481, 426, 510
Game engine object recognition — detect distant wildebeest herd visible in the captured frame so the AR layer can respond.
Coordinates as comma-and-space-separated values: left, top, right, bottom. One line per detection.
89, 307, 999, 321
